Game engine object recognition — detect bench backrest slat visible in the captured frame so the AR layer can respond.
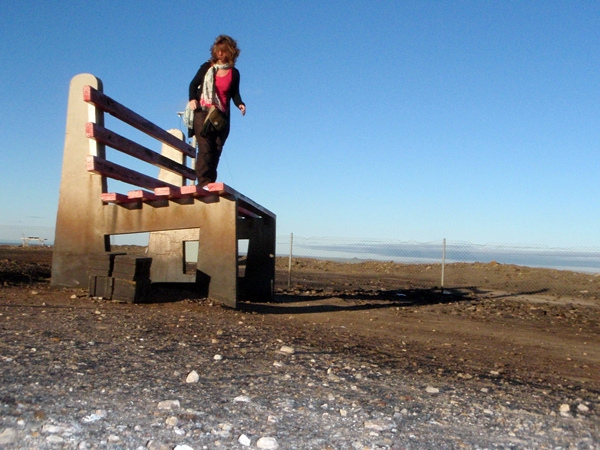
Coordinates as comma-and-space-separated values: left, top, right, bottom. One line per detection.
87, 155, 178, 191
84, 85, 196, 159
86, 123, 195, 181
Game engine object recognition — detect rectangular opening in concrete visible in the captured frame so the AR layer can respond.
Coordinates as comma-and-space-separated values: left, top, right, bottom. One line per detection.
183, 240, 199, 275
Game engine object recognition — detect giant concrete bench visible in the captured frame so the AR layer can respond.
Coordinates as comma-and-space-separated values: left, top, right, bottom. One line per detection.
51, 73, 276, 308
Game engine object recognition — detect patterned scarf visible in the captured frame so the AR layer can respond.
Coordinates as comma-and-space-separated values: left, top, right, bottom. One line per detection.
200, 63, 231, 112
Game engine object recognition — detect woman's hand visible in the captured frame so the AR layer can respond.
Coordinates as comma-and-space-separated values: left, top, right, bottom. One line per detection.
239, 104, 246, 116
188, 99, 199, 110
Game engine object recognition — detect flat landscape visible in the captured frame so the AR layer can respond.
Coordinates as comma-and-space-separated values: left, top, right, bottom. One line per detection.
0, 245, 599, 448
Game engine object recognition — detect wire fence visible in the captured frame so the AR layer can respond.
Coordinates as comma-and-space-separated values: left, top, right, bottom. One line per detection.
275, 234, 600, 298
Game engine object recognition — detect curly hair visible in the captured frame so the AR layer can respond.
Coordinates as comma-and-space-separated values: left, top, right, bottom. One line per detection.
210, 35, 241, 65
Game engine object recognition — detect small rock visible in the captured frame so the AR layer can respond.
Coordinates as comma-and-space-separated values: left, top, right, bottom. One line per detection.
279, 345, 295, 354
46, 435, 64, 444
577, 403, 590, 413
364, 419, 394, 431
238, 434, 252, 446
214, 354, 223, 361
425, 386, 440, 394
42, 424, 64, 434
107, 435, 121, 444
234, 395, 251, 403
186, 370, 199, 383
257, 436, 279, 449
0, 428, 17, 445
165, 416, 178, 427
174, 446, 194, 450
157, 399, 180, 410
559, 403, 571, 413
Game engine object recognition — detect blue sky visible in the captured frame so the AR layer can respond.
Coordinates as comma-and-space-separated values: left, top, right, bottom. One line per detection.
1, 1, 598, 247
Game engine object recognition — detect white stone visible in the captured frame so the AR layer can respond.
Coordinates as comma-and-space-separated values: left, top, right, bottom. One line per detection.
214, 354, 223, 361
425, 386, 440, 394
82, 413, 102, 423
174, 445, 194, 450
166, 416, 178, 426
279, 345, 295, 354
42, 424, 64, 434
186, 370, 200, 383
0, 428, 17, 445
559, 403, 571, 413
364, 419, 394, 431
157, 399, 180, 410
577, 403, 590, 413
238, 434, 252, 446
234, 395, 251, 403
257, 436, 279, 449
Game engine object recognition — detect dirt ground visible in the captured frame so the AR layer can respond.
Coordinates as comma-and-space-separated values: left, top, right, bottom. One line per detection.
1, 245, 599, 392
0, 245, 599, 448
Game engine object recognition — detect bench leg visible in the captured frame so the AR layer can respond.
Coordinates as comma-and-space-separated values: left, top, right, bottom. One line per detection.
241, 215, 276, 301
196, 198, 238, 308
52, 73, 107, 288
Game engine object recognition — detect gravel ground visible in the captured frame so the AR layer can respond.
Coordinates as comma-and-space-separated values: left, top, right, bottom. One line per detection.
0, 246, 599, 449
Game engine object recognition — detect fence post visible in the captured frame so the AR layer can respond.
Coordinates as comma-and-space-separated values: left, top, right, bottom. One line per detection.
441, 238, 446, 291
287, 233, 293, 288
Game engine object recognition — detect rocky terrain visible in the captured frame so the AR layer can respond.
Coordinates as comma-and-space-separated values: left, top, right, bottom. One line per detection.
0, 245, 599, 448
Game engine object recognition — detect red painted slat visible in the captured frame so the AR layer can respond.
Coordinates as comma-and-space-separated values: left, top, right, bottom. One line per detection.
101, 192, 135, 204
87, 155, 177, 190
86, 123, 195, 181
128, 190, 158, 201
154, 186, 183, 199
83, 85, 195, 158
180, 185, 213, 197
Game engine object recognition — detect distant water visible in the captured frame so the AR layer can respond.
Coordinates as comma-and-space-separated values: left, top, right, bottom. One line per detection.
285, 240, 600, 274
2, 237, 599, 274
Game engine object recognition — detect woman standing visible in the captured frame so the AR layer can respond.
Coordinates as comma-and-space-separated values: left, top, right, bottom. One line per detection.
188, 35, 246, 187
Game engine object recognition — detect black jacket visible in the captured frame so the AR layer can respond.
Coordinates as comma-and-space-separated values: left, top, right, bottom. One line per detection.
188, 61, 244, 118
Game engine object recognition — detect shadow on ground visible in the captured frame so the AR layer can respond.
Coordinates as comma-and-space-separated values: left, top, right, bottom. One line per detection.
238, 287, 469, 315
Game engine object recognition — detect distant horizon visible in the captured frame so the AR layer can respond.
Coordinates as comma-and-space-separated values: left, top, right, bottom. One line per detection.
3, 233, 599, 274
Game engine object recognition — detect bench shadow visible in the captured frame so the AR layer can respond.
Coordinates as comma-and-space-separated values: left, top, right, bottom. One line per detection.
144, 283, 202, 304
239, 287, 469, 315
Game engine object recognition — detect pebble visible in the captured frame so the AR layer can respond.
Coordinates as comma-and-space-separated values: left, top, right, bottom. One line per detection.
238, 434, 252, 446
174, 445, 194, 450
234, 395, 251, 402
157, 399, 180, 410
42, 424, 64, 434
426, 386, 440, 394
279, 345, 295, 354
165, 416, 178, 426
214, 354, 223, 361
186, 370, 200, 383
364, 419, 394, 431
559, 403, 570, 413
0, 428, 16, 445
257, 436, 279, 449
577, 403, 590, 413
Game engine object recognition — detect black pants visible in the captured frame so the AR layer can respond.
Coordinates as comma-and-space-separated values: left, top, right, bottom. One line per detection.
193, 109, 230, 186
